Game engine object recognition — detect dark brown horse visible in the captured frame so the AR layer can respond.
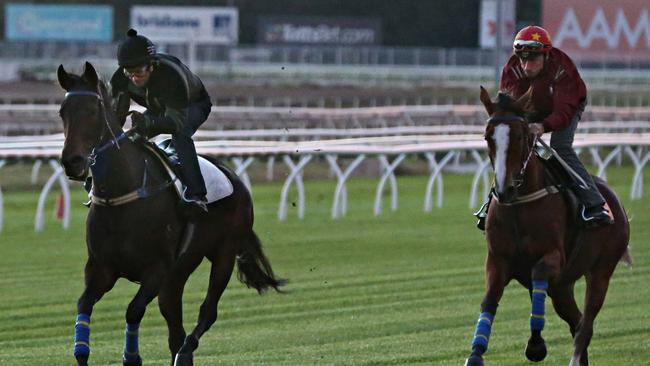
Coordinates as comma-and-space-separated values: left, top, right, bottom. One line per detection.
57, 62, 285, 366
464, 87, 631, 366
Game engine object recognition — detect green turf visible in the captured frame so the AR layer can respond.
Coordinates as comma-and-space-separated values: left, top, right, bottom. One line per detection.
0, 166, 648, 365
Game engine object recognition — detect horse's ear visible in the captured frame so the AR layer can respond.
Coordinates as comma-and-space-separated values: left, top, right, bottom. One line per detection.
57, 64, 72, 91
83, 61, 99, 88
512, 86, 534, 114
479, 86, 495, 116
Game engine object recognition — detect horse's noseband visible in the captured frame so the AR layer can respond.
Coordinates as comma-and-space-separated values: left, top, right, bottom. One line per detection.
64, 91, 103, 100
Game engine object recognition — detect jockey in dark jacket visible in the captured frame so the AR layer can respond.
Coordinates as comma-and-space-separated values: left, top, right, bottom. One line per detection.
476, 25, 614, 230
110, 28, 212, 214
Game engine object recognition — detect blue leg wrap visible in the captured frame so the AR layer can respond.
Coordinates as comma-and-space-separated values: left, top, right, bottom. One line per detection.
123, 322, 140, 362
530, 280, 548, 331
73, 313, 91, 358
471, 311, 495, 353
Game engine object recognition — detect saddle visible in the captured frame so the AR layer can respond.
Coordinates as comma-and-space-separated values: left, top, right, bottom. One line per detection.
147, 138, 234, 204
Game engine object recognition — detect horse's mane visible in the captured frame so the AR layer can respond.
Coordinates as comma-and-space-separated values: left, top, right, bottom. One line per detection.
98, 78, 114, 111
99, 79, 121, 129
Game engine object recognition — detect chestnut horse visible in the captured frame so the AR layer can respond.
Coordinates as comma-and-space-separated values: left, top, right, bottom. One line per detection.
58, 62, 285, 366
464, 87, 630, 366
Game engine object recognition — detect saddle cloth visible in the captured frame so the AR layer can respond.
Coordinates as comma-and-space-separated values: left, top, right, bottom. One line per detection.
198, 156, 234, 203
147, 139, 233, 204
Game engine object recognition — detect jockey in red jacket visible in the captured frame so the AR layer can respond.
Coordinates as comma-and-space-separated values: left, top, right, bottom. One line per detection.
476, 25, 614, 230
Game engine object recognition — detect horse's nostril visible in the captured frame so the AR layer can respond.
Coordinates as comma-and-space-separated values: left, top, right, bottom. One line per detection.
63, 155, 85, 168
62, 155, 86, 177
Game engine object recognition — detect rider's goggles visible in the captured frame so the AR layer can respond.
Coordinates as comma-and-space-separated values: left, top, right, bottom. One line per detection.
123, 65, 150, 78
513, 40, 545, 51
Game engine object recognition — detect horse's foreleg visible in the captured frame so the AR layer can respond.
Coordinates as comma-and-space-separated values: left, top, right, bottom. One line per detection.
174, 243, 237, 366
158, 253, 204, 365
465, 253, 509, 366
74, 260, 117, 366
570, 272, 612, 366
526, 251, 562, 362
122, 267, 165, 366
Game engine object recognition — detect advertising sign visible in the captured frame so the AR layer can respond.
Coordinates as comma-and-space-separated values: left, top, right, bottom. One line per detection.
479, 0, 516, 49
5, 4, 113, 41
131, 6, 238, 45
258, 16, 381, 45
543, 0, 650, 60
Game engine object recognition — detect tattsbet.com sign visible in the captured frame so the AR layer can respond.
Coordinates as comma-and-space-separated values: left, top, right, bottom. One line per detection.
131, 6, 238, 44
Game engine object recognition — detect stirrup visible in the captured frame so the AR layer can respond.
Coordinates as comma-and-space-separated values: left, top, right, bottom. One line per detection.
181, 188, 208, 213
580, 205, 614, 227
474, 201, 489, 219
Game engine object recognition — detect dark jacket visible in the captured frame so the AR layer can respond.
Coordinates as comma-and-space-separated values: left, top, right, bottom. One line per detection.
110, 53, 210, 133
500, 48, 587, 131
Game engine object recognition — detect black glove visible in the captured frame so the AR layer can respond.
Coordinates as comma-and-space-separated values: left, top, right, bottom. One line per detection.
130, 111, 152, 135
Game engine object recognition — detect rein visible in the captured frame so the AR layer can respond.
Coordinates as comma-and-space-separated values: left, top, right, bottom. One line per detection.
512, 134, 538, 188
64, 90, 173, 207
489, 115, 560, 205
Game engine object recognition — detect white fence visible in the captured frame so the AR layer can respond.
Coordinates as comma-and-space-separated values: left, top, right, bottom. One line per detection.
1, 128, 649, 234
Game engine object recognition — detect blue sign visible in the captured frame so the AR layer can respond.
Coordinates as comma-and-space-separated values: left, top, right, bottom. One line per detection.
6, 4, 113, 41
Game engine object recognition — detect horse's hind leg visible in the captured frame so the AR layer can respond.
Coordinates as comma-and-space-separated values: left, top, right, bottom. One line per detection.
122, 266, 167, 366
74, 260, 117, 366
569, 272, 613, 366
174, 241, 238, 366
549, 283, 584, 359
158, 253, 204, 365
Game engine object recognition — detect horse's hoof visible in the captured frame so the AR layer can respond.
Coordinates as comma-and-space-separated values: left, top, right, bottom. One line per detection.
464, 354, 484, 366
75, 355, 89, 366
123, 354, 142, 366
525, 337, 547, 362
173, 352, 193, 366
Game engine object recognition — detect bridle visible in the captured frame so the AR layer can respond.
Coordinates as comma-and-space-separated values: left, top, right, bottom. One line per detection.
487, 114, 539, 196
62, 90, 124, 167
62, 90, 170, 206
513, 134, 538, 189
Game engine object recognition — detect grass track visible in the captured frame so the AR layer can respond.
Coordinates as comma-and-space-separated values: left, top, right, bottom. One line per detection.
0, 166, 648, 365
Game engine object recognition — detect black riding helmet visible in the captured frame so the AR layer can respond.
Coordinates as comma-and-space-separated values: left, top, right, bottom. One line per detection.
117, 29, 156, 68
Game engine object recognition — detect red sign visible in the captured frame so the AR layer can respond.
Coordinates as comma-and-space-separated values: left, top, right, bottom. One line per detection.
543, 0, 650, 61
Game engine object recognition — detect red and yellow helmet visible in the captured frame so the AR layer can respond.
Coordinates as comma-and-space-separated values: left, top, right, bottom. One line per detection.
513, 25, 552, 55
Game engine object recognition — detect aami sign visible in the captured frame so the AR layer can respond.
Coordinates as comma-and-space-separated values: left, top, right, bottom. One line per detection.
543, 0, 650, 60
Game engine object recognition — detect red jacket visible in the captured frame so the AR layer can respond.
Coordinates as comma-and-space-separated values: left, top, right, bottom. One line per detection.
499, 48, 587, 131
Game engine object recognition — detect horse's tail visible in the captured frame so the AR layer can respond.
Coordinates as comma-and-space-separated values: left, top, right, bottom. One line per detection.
620, 245, 633, 267
236, 231, 287, 294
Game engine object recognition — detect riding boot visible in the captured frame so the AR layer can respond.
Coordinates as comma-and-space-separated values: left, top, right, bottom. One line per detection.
554, 146, 613, 227
546, 101, 611, 227
173, 133, 208, 216
574, 185, 614, 227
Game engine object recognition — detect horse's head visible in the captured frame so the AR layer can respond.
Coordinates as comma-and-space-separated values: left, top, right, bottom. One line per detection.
479, 86, 536, 202
57, 62, 113, 181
